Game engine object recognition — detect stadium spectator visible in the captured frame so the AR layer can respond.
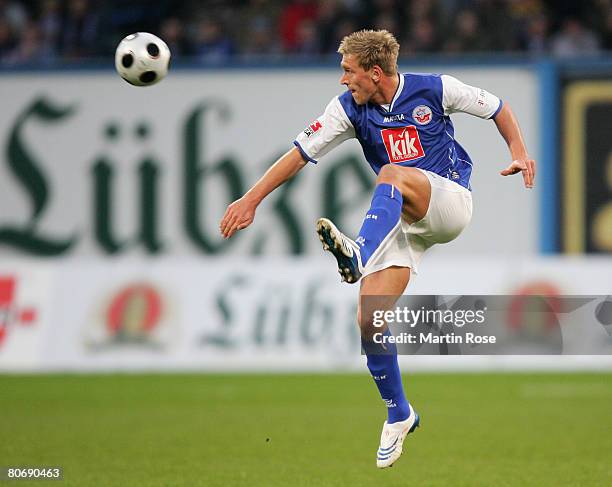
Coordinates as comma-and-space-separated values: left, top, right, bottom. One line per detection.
523, 14, 550, 54
0, 0, 27, 35
279, 0, 317, 52
365, 0, 400, 20
0, 16, 16, 62
0, 0, 611, 65
475, 0, 520, 51
443, 10, 489, 52
400, 0, 443, 55
292, 17, 320, 57
590, 0, 612, 50
317, 0, 348, 54
372, 12, 400, 41
324, 17, 360, 54
192, 17, 234, 63
551, 17, 601, 57
60, 0, 101, 59
405, 0, 444, 31
605, 9, 612, 50
5, 20, 45, 65
38, 0, 61, 61
241, 17, 281, 57
402, 18, 440, 55
160, 17, 189, 58
237, 0, 281, 56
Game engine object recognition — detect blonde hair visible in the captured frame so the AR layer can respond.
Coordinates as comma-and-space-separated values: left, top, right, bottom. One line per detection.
338, 29, 399, 75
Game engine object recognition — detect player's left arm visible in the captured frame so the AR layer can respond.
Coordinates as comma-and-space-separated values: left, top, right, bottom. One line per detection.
441, 74, 535, 189
493, 103, 535, 189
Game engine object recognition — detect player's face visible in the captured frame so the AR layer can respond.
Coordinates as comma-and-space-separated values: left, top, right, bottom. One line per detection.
340, 54, 377, 105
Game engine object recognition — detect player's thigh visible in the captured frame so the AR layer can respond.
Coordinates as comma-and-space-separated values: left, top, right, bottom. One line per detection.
357, 266, 411, 339
422, 176, 473, 244
376, 165, 431, 223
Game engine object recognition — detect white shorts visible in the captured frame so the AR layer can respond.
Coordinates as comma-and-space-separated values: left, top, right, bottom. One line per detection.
362, 169, 473, 277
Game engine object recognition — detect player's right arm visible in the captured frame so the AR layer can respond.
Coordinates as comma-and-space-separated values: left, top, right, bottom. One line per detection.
220, 147, 306, 239
220, 96, 355, 239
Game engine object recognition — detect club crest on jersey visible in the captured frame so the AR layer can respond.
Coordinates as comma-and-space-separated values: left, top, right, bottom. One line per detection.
381, 125, 426, 163
303, 120, 322, 137
412, 105, 432, 125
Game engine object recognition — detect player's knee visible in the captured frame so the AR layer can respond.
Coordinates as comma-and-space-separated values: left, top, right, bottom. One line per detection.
357, 309, 379, 341
377, 164, 423, 193
377, 164, 401, 184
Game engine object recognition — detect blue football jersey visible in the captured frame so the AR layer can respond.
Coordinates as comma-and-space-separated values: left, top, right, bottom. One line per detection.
294, 73, 503, 190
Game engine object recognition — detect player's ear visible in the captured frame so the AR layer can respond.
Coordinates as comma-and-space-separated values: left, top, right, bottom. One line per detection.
371, 65, 383, 83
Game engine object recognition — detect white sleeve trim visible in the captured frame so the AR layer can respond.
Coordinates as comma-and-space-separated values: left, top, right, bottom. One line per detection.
441, 74, 502, 119
293, 96, 355, 163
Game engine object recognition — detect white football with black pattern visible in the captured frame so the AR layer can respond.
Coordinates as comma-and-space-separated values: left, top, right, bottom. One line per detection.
115, 32, 170, 87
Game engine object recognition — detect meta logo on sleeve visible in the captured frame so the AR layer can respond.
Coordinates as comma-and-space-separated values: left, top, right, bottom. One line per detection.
381, 125, 425, 163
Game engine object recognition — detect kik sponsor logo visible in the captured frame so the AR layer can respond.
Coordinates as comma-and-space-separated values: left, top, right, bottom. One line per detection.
0, 276, 37, 347
381, 125, 425, 163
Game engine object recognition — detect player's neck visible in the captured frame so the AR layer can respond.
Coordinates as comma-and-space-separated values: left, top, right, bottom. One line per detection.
371, 73, 399, 106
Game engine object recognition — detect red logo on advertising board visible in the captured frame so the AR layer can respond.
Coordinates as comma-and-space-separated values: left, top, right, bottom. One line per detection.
85, 282, 174, 351
381, 125, 425, 163
508, 281, 562, 333
106, 284, 163, 342
0, 276, 37, 347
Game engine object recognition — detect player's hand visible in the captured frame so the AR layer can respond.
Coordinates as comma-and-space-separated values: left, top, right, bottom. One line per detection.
500, 158, 535, 189
220, 196, 257, 239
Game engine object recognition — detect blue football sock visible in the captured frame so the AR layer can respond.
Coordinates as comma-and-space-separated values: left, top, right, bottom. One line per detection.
362, 329, 411, 423
356, 183, 403, 266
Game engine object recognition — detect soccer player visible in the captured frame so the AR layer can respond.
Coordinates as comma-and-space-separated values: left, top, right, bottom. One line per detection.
219, 29, 535, 468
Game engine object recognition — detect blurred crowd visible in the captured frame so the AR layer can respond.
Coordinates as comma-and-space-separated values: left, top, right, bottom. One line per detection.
0, 0, 611, 66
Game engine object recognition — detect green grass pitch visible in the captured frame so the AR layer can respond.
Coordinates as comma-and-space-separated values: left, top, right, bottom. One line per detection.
1, 373, 611, 486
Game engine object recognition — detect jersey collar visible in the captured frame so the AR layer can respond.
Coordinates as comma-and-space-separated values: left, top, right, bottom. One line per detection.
380, 73, 404, 112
